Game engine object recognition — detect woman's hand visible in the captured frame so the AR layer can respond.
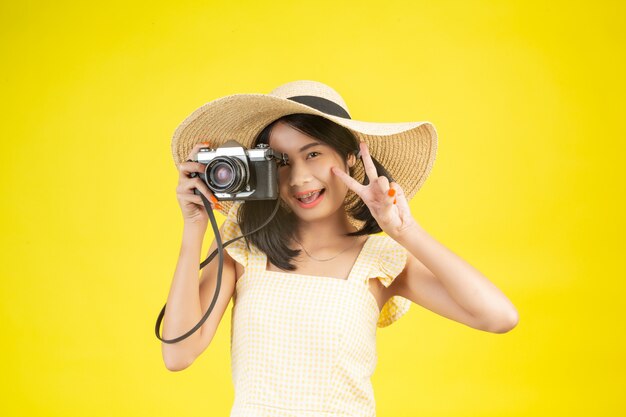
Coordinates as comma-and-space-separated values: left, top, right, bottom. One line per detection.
176, 142, 222, 225
331, 141, 419, 239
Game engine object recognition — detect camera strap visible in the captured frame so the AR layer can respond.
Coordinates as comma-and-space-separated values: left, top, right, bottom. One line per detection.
155, 195, 281, 344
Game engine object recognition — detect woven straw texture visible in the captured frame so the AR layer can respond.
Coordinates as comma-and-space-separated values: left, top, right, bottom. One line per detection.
171, 81, 438, 228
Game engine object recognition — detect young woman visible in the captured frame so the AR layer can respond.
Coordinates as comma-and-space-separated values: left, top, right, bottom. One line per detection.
160, 81, 518, 416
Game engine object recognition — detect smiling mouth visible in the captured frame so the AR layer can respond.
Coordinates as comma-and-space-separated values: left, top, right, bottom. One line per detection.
295, 189, 325, 204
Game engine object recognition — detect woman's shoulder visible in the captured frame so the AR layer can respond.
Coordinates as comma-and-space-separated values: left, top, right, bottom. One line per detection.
364, 233, 408, 283
367, 233, 406, 254
221, 201, 251, 268
366, 234, 411, 328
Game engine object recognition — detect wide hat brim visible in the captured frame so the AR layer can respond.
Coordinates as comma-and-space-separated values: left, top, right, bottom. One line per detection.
171, 92, 438, 224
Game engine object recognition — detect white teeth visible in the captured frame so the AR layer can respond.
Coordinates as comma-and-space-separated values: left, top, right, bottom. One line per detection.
296, 189, 322, 199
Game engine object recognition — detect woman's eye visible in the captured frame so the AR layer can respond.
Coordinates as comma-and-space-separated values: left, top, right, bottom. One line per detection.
277, 152, 319, 168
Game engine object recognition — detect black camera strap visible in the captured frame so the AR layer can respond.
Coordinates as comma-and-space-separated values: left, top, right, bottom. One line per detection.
155, 194, 281, 344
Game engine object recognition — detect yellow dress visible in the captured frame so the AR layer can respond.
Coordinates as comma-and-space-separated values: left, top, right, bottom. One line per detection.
223, 202, 410, 417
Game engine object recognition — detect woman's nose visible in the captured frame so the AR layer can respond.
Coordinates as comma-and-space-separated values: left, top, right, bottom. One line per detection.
288, 161, 313, 187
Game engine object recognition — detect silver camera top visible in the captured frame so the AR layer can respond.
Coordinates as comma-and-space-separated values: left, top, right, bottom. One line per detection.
197, 140, 275, 163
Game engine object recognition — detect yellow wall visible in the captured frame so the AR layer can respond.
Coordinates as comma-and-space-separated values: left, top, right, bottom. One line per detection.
2, 0, 623, 416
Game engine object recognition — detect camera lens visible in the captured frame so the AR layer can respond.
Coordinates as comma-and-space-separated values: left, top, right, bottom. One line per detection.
213, 164, 233, 185
206, 156, 247, 193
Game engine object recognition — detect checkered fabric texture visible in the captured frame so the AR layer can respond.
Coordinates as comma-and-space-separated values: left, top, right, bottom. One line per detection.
223, 201, 410, 416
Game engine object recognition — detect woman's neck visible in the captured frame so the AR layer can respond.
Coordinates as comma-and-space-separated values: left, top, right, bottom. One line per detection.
294, 213, 359, 250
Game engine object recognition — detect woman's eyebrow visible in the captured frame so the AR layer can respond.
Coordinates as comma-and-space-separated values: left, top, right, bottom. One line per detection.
299, 141, 322, 152
279, 141, 323, 157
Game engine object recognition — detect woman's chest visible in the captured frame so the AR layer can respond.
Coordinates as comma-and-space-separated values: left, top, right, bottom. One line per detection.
266, 256, 354, 280
234, 271, 380, 333
234, 261, 388, 313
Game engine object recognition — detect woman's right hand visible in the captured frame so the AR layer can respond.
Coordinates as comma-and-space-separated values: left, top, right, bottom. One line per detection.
176, 142, 223, 225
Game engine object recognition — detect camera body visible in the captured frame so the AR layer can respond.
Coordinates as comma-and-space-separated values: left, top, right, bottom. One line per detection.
191, 140, 279, 201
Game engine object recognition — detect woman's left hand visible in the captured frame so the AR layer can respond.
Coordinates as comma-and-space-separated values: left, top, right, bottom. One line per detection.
331, 141, 419, 239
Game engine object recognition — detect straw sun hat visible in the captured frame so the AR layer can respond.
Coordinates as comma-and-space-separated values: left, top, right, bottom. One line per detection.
171, 80, 438, 225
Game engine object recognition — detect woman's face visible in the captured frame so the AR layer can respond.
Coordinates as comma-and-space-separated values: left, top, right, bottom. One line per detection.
268, 121, 356, 223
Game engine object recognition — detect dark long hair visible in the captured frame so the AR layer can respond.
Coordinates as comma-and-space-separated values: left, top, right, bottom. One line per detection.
238, 113, 393, 271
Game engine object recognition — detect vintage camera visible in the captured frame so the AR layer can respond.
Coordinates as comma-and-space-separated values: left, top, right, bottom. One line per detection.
190, 140, 280, 201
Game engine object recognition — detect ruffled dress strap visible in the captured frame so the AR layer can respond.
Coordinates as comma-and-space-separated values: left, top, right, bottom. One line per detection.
366, 234, 411, 328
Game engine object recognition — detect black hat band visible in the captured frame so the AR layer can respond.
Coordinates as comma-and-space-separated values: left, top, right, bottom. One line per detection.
287, 95, 351, 119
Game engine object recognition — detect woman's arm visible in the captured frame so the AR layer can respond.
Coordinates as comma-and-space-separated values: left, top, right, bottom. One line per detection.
161, 222, 206, 371
390, 224, 519, 333
160, 221, 236, 371
332, 141, 518, 333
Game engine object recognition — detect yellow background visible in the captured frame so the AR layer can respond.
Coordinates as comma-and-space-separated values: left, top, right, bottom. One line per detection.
1, 0, 624, 416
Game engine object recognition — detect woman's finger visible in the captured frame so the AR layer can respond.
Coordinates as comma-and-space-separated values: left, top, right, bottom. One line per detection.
394, 182, 409, 209
176, 163, 219, 204
189, 177, 220, 204
189, 176, 211, 195
377, 175, 391, 198
177, 193, 219, 210
331, 166, 363, 194
359, 142, 378, 184
179, 161, 208, 178
186, 141, 212, 161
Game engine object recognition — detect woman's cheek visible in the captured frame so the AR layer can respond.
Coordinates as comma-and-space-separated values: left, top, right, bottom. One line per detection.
278, 169, 288, 184
312, 158, 331, 170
